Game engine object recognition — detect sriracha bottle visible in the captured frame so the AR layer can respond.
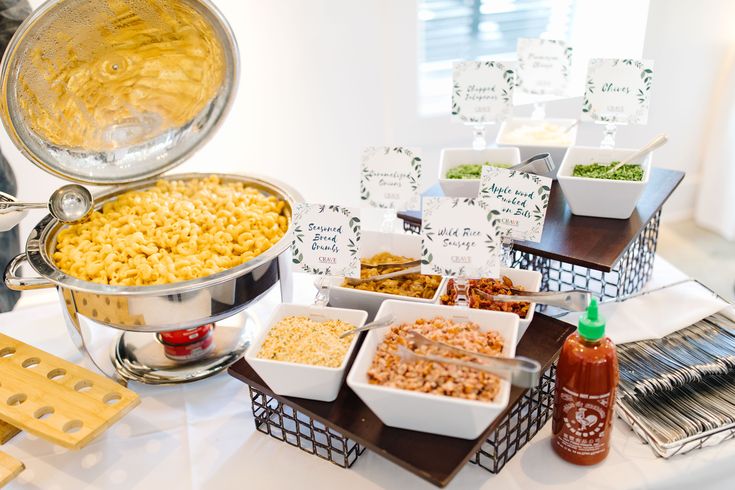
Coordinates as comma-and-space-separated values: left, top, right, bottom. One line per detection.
552, 298, 619, 465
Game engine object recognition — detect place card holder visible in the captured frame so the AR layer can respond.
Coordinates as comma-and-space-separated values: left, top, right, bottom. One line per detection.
452, 61, 515, 150
291, 203, 362, 308
360, 146, 422, 232
581, 58, 654, 148
516, 38, 573, 121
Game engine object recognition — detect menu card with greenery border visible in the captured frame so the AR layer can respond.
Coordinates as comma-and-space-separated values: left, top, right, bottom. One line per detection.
581, 58, 654, 124
516, 38, 572, 96
291, 204, 361, 278
360, 146, 422, 211
452, 61, 515, 124
420, 197, 501, 278
479, 167, 552, 242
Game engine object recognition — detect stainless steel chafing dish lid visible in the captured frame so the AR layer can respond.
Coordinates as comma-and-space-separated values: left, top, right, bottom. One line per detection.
0, 0, 239, 185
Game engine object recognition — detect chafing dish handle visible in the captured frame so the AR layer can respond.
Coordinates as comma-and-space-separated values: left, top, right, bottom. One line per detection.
4, 253, 54, 290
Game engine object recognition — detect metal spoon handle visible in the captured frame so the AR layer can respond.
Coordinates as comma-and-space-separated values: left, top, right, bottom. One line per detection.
607, 133, 667, 174
474, 288, 591, 311
397, 345, 541, 388
345, 266, 421, 285
339, 315, 396, 339
0, 201, 48, 214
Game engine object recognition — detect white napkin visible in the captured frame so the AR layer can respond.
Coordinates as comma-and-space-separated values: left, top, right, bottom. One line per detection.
563, 281, 731, 344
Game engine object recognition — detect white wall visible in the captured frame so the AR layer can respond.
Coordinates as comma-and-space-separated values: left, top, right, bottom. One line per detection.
4, 0, 733, 242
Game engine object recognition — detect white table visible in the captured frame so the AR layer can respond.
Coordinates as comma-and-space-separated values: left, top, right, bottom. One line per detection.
1, 258, 733, 490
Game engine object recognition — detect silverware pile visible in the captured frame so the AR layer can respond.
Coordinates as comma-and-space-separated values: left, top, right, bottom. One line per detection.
616, 310, 735, 455
621, 373, 735, 443
618, 312, 735, 399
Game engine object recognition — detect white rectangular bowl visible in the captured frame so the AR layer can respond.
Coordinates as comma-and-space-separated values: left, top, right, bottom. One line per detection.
556, 146, 652, 219
326, 231, 446, 320
245, 303, 368, 402
496, 117, 578, 178
438, 147, 521, 198
436, 267, 542, 340
346, 300, 519, 439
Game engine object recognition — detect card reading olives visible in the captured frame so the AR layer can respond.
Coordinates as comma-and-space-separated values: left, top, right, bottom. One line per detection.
581, 58, 654, 124
420, 197, 501, 278
291, 204, 361, 278
516, 38, 572, 96
452, 61, 515, 124
360, 146, 422, 211
479, 167, 552, 242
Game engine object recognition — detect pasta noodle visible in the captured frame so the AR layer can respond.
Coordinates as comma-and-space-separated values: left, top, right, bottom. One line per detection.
52, 176, 289, 286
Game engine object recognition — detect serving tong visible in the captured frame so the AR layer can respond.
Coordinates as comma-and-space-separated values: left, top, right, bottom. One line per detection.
348, 259, 422, 284
398, 331, 542, 388
472, 287, 591, 311
340, 319, 541, 387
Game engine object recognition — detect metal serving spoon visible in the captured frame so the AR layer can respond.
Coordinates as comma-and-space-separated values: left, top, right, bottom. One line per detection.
473, 287, 591, 312
507, 152, 556, 175
339, 315, 396, 339
0, 184, 94, 224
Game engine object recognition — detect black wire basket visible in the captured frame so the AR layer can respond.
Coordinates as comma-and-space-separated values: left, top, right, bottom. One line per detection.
244, 366, 557, 477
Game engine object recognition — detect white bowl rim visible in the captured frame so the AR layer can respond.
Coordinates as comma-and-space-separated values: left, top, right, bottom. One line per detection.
326, 274, 446, 303
496, 117, 579, 148
246, 303, 367, 372
557, 145, 652, 184
347, 302, 518, 409
348, 369, 510, 409
439, 268, 541, 321
438, 147, 521, 181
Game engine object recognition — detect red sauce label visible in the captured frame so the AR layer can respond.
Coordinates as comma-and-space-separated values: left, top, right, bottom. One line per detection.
555, 387, 613, 458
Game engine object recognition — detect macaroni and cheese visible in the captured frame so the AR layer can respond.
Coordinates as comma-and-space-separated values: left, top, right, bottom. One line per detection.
53, 176, 289, 286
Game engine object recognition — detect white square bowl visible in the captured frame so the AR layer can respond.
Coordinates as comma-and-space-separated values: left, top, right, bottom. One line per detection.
245, 303, 368, 402
438, 147, 521, 198
437, 267, 542, 340
496, 117, 578, 177
346, 300, 519, 439
326, 231, 446, 320
556, 146, 652, 219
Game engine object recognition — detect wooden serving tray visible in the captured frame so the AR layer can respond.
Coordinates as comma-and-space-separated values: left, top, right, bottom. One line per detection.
0, 451, 24, 487
230, 313, 575, 487
0, 333, 140, 449
399, 168, 684, 271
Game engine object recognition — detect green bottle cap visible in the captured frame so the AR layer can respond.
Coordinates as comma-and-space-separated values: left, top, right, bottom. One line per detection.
578, 298, 605, 340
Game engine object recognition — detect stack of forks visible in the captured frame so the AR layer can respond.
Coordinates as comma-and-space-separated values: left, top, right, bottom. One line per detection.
616, 311, 735, 456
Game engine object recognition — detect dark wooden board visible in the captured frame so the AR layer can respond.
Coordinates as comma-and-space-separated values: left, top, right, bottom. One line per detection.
229, 313, 576, 487
398, 168, 684, 272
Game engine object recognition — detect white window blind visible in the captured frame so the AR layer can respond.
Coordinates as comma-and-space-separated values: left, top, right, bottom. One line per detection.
419, 0, 577, 115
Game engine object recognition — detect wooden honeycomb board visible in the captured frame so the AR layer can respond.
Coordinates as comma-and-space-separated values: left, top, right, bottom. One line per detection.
0, 421, 19, 445
0, 451, 24, 487
0, 333, 140, 449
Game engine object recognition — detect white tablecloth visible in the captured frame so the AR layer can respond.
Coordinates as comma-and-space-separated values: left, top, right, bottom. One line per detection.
1, 258, 733, 490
